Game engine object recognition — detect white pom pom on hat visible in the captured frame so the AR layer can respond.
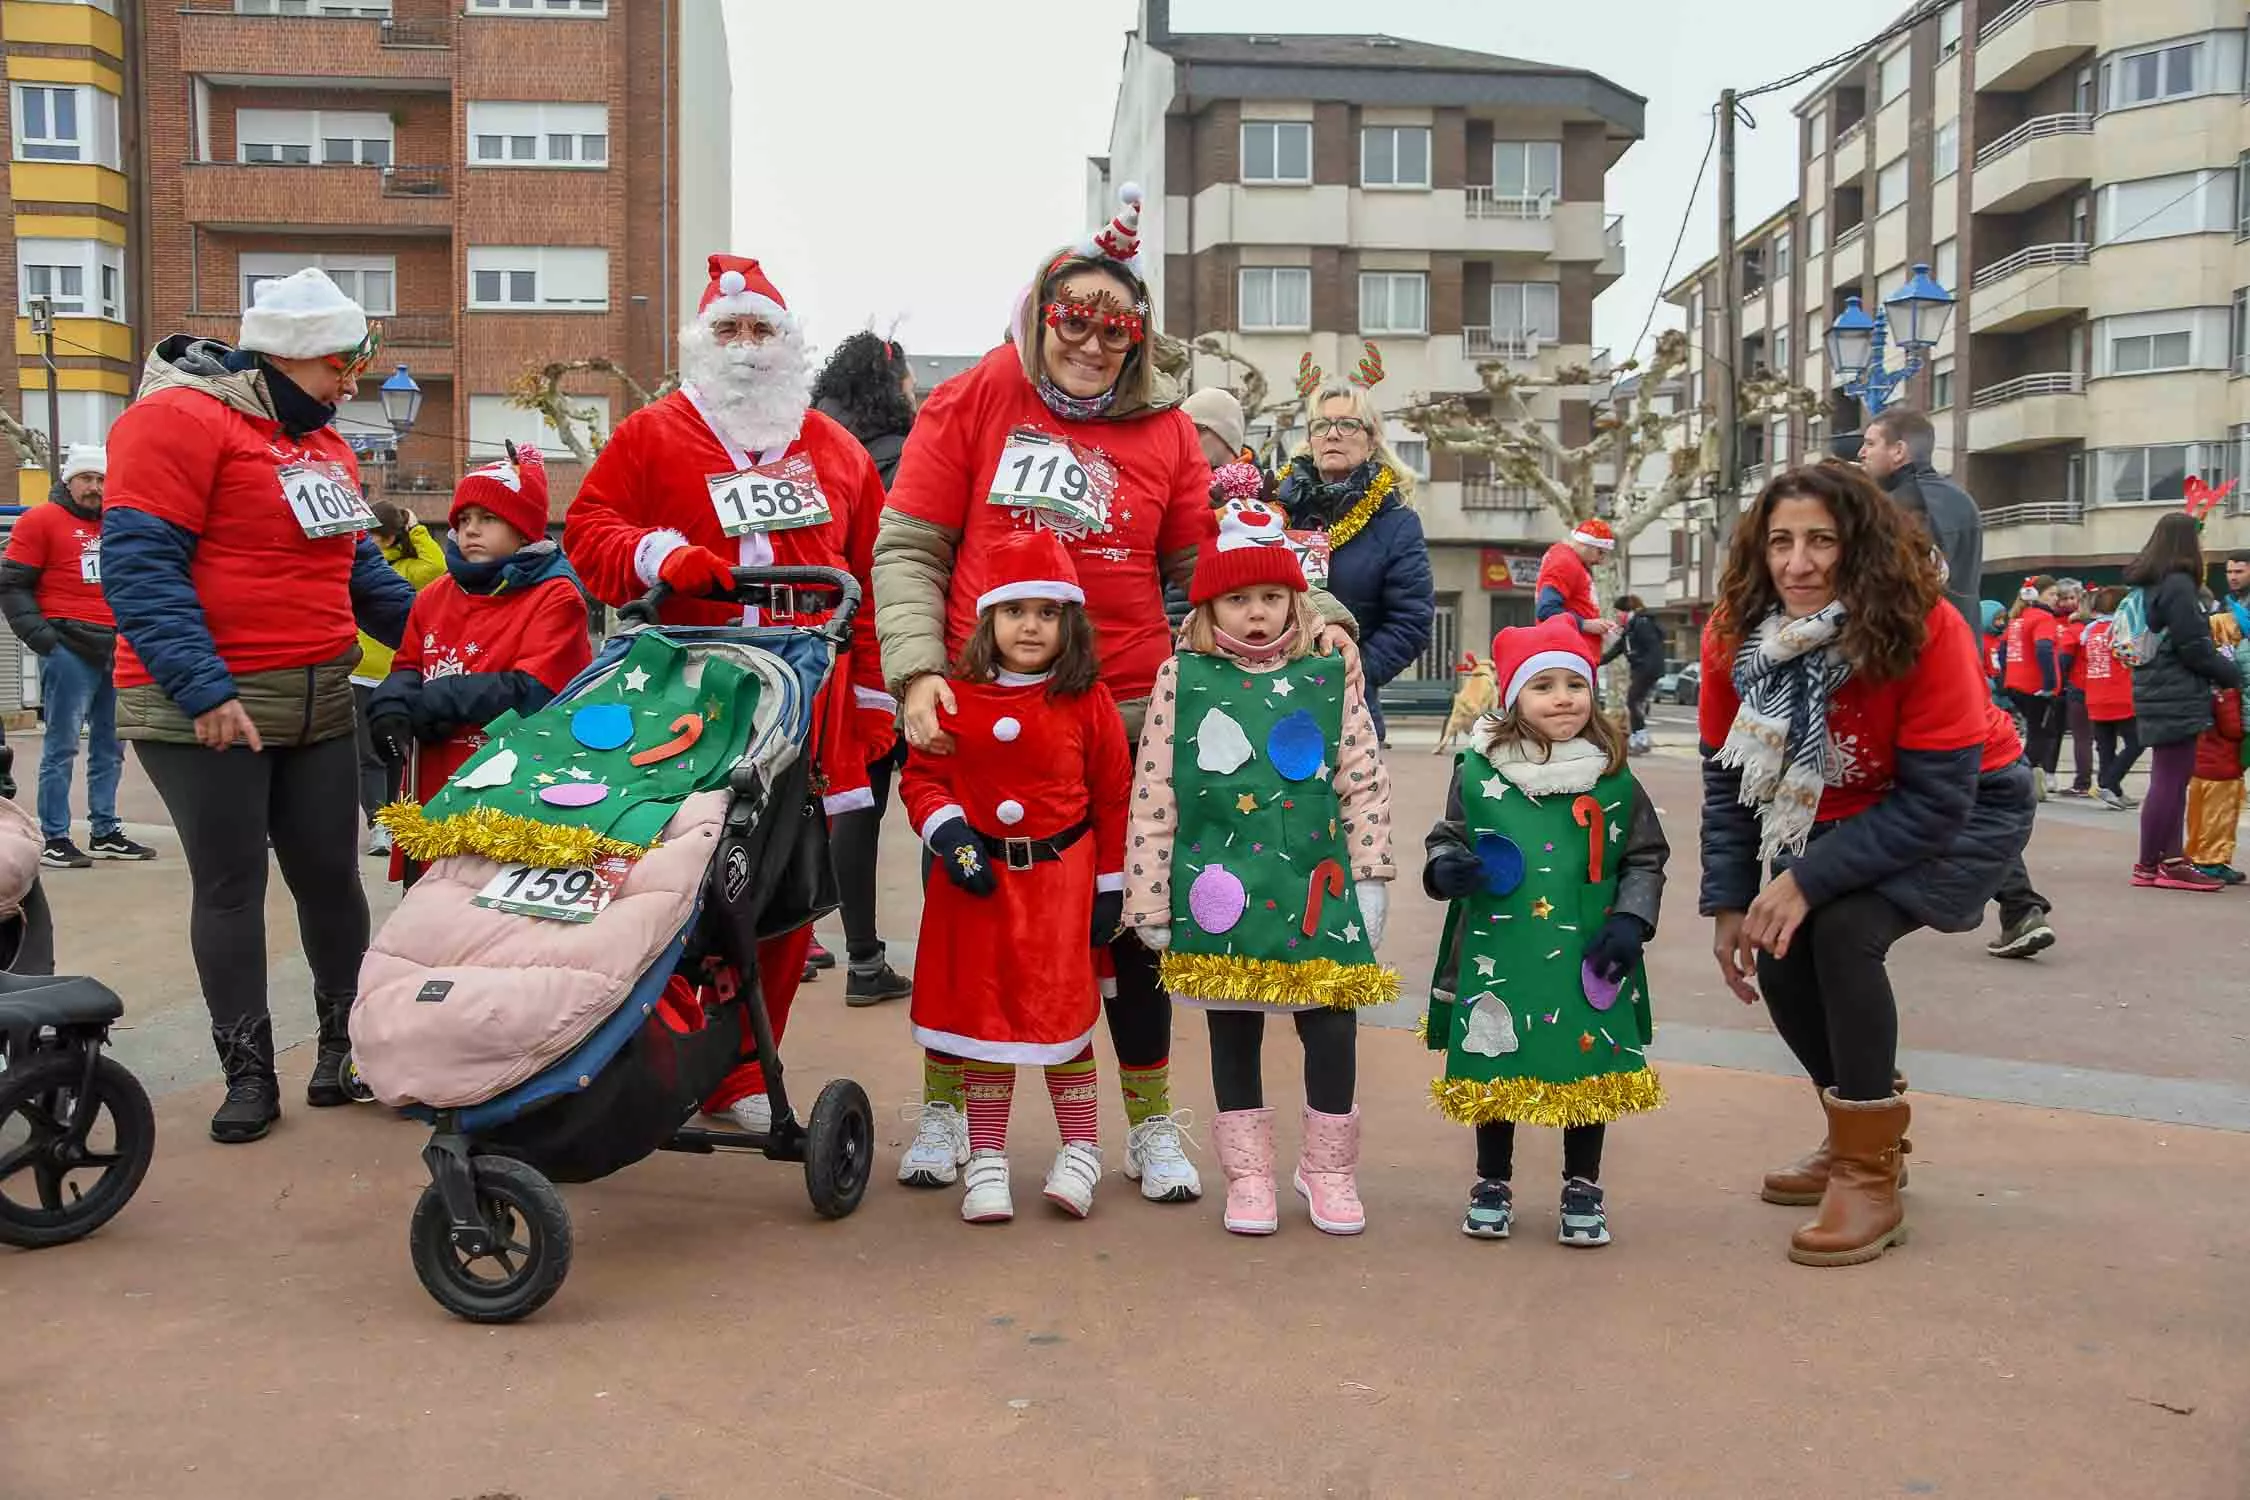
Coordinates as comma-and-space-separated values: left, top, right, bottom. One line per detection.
696, 253, 791, 328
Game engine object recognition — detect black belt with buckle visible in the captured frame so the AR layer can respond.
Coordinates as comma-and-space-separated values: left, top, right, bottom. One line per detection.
972, 818, 1091, 872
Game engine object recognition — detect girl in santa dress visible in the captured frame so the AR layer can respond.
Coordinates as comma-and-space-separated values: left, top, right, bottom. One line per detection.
900, 530, 1131, 1223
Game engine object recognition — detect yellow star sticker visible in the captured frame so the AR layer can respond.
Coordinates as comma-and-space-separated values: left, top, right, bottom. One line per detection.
532, 772, 558, 786
702, 696, 724, 723
1530, 896, 1554, 919
1236, 793, 1259, 814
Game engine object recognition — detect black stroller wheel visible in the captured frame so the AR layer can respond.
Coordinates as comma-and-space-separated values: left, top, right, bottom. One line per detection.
803, 1078, 872, 1220
409, 1155, 573, 1323
0, 1052, 155, 1249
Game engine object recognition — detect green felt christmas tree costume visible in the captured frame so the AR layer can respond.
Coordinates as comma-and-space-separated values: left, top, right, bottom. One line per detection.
1159, 651, 1396, 1010
383, 631, 762, 869
1424, 753, 1662, 1126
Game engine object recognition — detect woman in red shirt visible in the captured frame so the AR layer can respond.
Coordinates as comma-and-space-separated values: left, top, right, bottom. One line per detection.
2080, 587, 2141, 807
1699, 464, 2033, 1267
2000, 575, 2065, 791
875, 189, 1354, 1205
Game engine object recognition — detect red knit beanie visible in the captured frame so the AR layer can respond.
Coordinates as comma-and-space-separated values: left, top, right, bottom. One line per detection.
1190, 499, 1307, 604
1490, 616, 1598, 710
450, 443, 549, 544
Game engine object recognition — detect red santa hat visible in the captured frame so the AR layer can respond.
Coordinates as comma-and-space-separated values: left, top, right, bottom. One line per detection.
450, 442, 549, 543
1491, 616, 1598, 712
1191, 498, 1307, 604
1570, 517, 1615, 551
976, 528, 1086, 614
697, 254, 792, 329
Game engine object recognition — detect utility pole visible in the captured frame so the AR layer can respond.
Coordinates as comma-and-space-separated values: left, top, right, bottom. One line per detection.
29, 296, 60, 487
1713, 89, 1741, 540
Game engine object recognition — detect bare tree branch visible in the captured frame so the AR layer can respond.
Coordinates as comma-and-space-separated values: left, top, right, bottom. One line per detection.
0, 412, 51, 474
505, 358, 677, 462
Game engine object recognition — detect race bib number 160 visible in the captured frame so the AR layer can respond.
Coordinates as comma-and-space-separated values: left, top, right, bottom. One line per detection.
278, 464, 376, 540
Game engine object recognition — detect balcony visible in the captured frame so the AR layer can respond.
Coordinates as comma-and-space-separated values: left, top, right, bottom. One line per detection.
1598, 214, 1625, 285
1830, 221, 1865, 260
179, 163, 452, 234
177, 4, 452, 90
1461, 476, 1546, 512
1976, 0, 2099, 94
1968, 242, 2089, 334
1462, 327, 1541, 361
1984, 500, 2085, 527
1971, 114, 2093, 215
1465, 187, 1553, 221
1966, 371, 2086, 453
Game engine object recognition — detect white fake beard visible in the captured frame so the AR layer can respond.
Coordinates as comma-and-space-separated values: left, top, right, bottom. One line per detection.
678, 319, 814, 454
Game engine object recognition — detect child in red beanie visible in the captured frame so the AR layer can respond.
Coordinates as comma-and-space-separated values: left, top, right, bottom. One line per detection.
367, 444, 591, 846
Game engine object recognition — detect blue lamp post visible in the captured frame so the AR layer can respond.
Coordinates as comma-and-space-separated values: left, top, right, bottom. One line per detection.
377, 363, 423, 436
1826, 263, 1956, 415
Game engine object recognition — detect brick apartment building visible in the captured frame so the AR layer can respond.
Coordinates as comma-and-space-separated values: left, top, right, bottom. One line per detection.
130, 0, 730, 524
1093, 0, 1640, 675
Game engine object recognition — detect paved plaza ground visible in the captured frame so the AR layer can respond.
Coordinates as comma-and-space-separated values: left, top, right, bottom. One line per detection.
3, 716, 2245, 1498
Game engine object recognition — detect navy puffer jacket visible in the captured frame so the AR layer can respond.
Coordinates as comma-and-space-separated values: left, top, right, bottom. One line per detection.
1279, 459, 1434, 737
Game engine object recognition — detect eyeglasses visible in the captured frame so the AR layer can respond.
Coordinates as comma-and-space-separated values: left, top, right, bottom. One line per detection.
1043, 300, 1144, 353
709, 316, 779, 346
1309, 417, 1370, 438
323, 324, 384, 383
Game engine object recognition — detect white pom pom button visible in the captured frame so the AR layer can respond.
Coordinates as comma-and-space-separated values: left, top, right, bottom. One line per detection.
992, 716, 1021, 742
718, 270, 747, 295
996, 799, 1026, 825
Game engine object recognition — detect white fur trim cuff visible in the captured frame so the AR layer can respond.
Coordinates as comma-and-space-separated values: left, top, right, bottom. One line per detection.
1503, 649, 1593, 710
1096, 872, 1124, 893
1569, 528, 1615, 550
976, 579, 1088, 613
823, 786, 876, 816
634, 529, 693, 589
700, 294, 795, 330
910, 1024, 1099, 1068
853, 685, 897, 711
920, 805, 967, 847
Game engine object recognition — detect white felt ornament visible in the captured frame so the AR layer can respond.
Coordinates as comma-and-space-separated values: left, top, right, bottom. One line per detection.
452, 748, 518, 791
1195, 708, 1255, 774
1460, 993, 1519, 1057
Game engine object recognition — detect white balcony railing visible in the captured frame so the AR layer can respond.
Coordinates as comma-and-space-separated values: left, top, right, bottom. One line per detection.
1984, 499, 2085, 526
1460, 476, 1547, 512
1604, 213, 1625, 251
1831, 220, 1865, 253
1978, 0, 2071, 44
1971, 241, 2089, 288
1465, 186, 1555, 220
1972, 112, 2093, 171
1970, 371, 2083, 408
1463, 327, 1541, 359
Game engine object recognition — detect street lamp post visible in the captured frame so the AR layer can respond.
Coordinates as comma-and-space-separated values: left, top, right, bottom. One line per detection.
377, 363, 423, 436
1825, 263, 1956, 417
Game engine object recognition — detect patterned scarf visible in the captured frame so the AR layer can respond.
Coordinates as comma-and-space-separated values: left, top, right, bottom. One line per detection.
1035, 373, 1117, 422
1715, 602, 1852, 861
1278, 456, 1377, 527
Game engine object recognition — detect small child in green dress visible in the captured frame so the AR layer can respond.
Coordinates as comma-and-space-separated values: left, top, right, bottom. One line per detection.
1423, 616, 1669, 1246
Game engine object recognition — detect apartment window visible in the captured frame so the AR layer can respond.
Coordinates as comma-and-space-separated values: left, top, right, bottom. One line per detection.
17, 239, 124, 321
15, 392, 123, 468
1493, 140, 1562, 203
2233, 288, 2248, 375
2238, 153, 2250, 237
1877, 156, 1910, 215
468, 102, 608, 168
1361, 126, 1430, 188
2102, 39, 2205, 109
1932, 356, 1955, 410
2098, 170, 2237, 243
1686, 291, 1702, 331
1932, 118, 1959, 182
235, 0, 394, 13
1806, 206, 1825, 254
1938, 2, 1962, 61
466, 0, 608, 12
1241, 121, 1311, 184
1492, 282, 1561, 344
243, 253, 395, 317
1807, 312, 1824, 372
13, 84, 118, 168
1237, 267, 1310, 330
1806, 106, 1827, 158
1934, 237, 1958, 295
1358, 271, 1427, 334
468, 393, 611, 458
238, 109, 392, 167
1772, 229, 1793, 278
467, 246, 609, 310
2096, 443, 2229, 505
1879, 47, 1911, 104
1772, 325, 1790, 375
2097, 308, 2229, 376
1394, 439, 1429, 478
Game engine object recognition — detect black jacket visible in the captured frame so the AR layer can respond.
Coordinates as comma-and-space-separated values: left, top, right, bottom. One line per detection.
1603, 613, 1664, 676
2131, 570, 2237, 747
0, 483, 115, 668
813, 396, 908, 491
1881, 463, 1983, 641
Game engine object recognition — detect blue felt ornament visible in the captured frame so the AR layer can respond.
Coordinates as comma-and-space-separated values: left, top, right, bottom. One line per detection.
570, 703, 635, 752
1475, 832, 1525, 897
1266, 710, 1327, 782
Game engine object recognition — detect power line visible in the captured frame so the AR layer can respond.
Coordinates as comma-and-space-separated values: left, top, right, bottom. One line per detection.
1626, 103, 1721, 371
1736, 0, 1951, 103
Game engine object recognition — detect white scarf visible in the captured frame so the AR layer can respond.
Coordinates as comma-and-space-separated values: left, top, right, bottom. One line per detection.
1715, 602, 1852, 861
1470, 721, 1608, 797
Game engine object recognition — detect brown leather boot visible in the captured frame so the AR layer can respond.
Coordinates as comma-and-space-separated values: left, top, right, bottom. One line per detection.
1788, 1088, 1910, 1267
1762, 1073, 1912, 1206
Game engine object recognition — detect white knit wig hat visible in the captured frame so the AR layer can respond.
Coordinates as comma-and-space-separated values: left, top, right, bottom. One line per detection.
237, 267, 370, 360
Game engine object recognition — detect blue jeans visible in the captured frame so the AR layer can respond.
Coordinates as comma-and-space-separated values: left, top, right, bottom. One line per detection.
38, 647, 121, 841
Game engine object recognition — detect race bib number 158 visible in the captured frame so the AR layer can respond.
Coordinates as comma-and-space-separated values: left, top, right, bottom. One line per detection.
707, 454, 833, 537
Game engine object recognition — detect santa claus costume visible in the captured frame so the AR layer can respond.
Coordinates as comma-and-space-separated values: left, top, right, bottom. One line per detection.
562, 254, 894, 1132
900, 530, 1131, 1222
1534, 519, 1614, 639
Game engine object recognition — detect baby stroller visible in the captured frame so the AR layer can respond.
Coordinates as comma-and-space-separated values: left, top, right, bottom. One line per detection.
0, 743, 153, 1250
354, 567, 873, 1322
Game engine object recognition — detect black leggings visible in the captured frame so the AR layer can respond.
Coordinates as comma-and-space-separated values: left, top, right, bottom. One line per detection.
1626, 671, 1658, 734
1754, 887, 1920, 1102
1206, 1007, 1355, 1114
833, 742, 902, 964
1477, 1122, 1605, 1182
350, 682, 399, 822
2094, 717, 2142, 794
136, 735, 370, 1028
2008, 689, 2065, 775
1105, 929, 1173, 1070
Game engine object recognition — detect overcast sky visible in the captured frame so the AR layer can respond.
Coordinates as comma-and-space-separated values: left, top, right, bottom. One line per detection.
724, 0, 1905, 369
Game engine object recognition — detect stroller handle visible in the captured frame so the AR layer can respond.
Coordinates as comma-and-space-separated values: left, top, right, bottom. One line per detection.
618, 564, 862, 646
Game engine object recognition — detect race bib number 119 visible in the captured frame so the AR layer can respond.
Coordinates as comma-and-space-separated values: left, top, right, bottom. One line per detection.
986, 431, 1112, 532
279, 464, 376, 540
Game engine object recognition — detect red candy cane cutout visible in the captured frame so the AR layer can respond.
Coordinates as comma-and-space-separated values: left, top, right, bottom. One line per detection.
629, 712, 705, 767
1302, 857, 1346, 936
1572, 795, 1604, 884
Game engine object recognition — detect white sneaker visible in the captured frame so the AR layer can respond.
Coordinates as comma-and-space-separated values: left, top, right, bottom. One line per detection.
1042, 1141, 1103, 1218
961, 1150, 1013, 1223
1124, 1113, 1202, 1202
701, 1094, 771, 1134
897, 1100, 971, 1188
365, 825, 393, 857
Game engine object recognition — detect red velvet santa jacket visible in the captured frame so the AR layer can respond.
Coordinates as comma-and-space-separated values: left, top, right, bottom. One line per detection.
562, 389, 892, 813
1533, 542, 1599, 627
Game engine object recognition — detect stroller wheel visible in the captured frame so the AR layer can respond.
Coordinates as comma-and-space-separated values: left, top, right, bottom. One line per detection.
803, 1078, 873, 1220
0, 1050, 156, 1249
409, 1155, 573, 1323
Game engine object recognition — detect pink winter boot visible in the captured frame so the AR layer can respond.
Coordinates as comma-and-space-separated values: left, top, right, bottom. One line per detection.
1293, 1105, 1366, 1235
1212, 1107, 1278, 1235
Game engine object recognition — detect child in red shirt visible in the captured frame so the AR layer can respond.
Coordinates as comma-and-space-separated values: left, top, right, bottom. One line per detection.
2081, 587, 2141, 809
367, 445, 590, 875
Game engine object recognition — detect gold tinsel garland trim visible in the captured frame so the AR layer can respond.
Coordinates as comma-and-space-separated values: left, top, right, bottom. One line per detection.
377, 800, 648, 870
1160, 951, 1399, 1011
1429, 1068, 1665, 1128
1321, 466, 1396, 550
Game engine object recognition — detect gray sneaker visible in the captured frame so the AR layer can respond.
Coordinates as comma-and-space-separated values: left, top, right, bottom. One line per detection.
1558, 1177, 1611, 1247
1461, 1178, 1512, 1239
1986, 907, 2056, 959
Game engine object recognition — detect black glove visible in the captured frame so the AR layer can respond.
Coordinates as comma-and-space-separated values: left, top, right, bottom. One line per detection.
1582, 912, 1651, 983
927, 819, 996, 897
1425, 848, 1484, 900
367, 709, 415, 769
1090, 889, 1123, 947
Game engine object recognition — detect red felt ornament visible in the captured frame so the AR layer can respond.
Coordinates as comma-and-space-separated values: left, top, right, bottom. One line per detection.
1572, 794, 1605, 884
1302, 857, 1346, 937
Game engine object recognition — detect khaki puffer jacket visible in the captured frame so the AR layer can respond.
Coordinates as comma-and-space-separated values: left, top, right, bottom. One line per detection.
117, 647, 361, 747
